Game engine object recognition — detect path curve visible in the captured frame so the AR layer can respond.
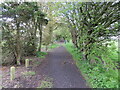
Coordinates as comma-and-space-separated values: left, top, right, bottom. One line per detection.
38, 46, 89, 88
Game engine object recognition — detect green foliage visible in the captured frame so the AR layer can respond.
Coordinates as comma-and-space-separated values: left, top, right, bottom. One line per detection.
58, 2, 119, 62
36, 51, 47, 59
48, 44, 60, 49
23, 41, 37, 56
53, 26, 71, 41
2, 2, 48, 65
65, 43, 118, 88
22, 71, 36, 76
36, 51, 47, 56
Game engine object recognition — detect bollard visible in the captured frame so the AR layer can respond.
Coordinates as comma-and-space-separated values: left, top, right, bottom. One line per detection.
10, 66, 15, 81
25, 59, 29, 68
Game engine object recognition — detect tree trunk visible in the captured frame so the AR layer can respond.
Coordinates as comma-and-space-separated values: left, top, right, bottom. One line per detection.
32, 19, 37, 54
16, 22, 21, 65
38, 23, 42, 52
46, 45, 48, 51
16, 54, 21, 65
70, 29, 78, 48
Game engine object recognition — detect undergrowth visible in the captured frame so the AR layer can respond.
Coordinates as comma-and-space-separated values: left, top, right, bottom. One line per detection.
36, 52, 47, 59
64, 42, 118, 88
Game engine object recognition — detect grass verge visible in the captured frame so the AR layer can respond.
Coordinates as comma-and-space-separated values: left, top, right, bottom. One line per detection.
64, 42, 118, 88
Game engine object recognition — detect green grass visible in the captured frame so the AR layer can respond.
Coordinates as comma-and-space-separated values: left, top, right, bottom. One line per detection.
37, 77, 53, 88
32, 61, 41, 67
48, 43, 60, 49
42, 43, 60, 51
36, 51, 47, 59
36, 44, 59, 59
38, 81, 53, 88
22, 71, 36, 76
64, 42, 119, 88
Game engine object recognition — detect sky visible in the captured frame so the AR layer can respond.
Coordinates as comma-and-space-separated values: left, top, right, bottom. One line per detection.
0, 0, 119, 3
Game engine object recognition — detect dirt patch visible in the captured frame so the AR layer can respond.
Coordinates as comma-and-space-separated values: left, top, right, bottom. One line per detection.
1, 45, 89, 88
1, 56, 44, 88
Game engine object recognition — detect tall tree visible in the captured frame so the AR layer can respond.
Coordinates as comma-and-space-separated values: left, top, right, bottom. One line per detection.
2, 2, 48, 65
54, 1, 119, 63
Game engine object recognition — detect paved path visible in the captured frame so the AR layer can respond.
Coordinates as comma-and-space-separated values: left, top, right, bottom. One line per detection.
39, 46, 89, 88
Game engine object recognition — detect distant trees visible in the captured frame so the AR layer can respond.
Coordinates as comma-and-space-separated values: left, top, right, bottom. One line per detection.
41, 2, 63, 50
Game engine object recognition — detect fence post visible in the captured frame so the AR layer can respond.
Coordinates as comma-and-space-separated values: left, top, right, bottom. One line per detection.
25, 59, 29, 68
10, 66, 15, 81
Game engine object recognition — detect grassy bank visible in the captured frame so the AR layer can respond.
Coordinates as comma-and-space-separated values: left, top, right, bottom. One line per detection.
64, 42, 118, 88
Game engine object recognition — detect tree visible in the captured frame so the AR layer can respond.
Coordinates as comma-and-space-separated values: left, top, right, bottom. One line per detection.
54, 1, 119, 64
1, 2, 48, 65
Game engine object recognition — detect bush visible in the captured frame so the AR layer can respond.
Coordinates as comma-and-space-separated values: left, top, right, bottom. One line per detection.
2, 51, 16, 65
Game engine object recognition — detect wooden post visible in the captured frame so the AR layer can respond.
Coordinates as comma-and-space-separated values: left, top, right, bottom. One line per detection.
25, 59, 29, 68
10, 66, 15, 81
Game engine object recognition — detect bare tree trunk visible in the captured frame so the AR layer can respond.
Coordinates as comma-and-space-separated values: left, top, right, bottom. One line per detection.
16, 22, 21, 65
70, 30, 78, 48
32, 19, 37, 54
45, 45, 48, 51
38, 23, 42, 52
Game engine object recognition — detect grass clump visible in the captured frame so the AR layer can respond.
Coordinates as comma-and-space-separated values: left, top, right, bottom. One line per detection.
38, 77, 53, 88
22, 71, 36, 76
36, 51, 47, 59
48, 44, 59, 49
38, 81, 53, 88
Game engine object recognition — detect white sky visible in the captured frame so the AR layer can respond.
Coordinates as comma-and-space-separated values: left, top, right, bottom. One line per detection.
0, 0, 119, 3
